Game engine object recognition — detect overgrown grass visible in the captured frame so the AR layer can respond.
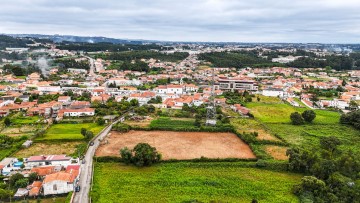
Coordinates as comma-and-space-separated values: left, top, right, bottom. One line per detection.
36, 123, 104, 141
14, 141, 86, 158
246, 103, 340, 124
91, 162, 301, 203
149, 117, 195, 129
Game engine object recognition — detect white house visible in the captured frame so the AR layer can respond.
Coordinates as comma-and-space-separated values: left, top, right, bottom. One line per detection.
61, 108, 95, 117
42, 171, 77, 195
262, 88, 285, 98
25, 155, 73, 168
38, 86, 61, 93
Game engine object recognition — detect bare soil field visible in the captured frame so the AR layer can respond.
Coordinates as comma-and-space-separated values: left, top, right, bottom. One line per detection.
96, 130, 256, 160
265, 145, 289, 160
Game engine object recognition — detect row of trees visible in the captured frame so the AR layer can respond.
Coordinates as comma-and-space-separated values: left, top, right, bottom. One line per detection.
96, 51, 189, 63
340, 110, 360, 130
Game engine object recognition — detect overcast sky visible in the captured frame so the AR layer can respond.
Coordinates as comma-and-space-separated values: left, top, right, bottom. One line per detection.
1, 0, 360, 43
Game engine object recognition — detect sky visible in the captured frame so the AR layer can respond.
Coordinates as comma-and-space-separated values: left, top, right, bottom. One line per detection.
1, 0, 360, 43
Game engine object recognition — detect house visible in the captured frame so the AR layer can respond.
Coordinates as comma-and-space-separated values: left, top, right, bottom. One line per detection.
217, 77, 258, 92
31, 165, 61, 177
58, 96, 72, 105
58, 108, 95, 118
25, 155, 73, 168
14, 188, 29, 199
262, 88, 286, 98
42, 171, 78, 195
0, 158, 20, 175
28, 181, 42, 197
69, 101, 91, 109
27, 72, 41, 81
231, 104, 250, 115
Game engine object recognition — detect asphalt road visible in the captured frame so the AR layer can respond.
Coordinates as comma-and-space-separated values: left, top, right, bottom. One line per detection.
73, 119, 121, 203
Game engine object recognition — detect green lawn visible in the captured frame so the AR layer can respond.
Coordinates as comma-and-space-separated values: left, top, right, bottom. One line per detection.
150, 117, 196, 129
37, 123, 104, 140
91, 162, 301, 203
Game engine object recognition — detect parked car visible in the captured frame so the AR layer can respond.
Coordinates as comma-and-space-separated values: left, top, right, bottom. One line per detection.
82, 159, 86, 164
89, 142, 94, 146
75, 185, 81, 192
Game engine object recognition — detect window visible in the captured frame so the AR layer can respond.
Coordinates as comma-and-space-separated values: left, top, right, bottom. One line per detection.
53, 184, 57, 191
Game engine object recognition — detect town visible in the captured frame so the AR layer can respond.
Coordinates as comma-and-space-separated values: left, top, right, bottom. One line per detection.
0, 34, 359, 202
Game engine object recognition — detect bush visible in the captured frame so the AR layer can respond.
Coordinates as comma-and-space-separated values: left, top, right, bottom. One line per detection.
290, 112, 305, 125
302, 110, 316, 123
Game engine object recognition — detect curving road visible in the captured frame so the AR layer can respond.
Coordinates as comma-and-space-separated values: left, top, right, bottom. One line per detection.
73, 118, 122, 203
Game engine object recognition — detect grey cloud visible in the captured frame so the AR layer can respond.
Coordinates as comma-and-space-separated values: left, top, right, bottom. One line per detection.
0, 0, 359, 42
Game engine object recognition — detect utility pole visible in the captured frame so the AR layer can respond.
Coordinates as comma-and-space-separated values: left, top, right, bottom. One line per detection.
206, 68, 217, 126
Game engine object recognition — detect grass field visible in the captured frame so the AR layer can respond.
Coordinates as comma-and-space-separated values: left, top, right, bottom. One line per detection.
91, 162, 302, 203
36, 123, 104, 140
244, 97, 360, 153
246, 103, 340, 124
11, 115, 41, 124
14, 141, 85, 158
149, 117, 196, 129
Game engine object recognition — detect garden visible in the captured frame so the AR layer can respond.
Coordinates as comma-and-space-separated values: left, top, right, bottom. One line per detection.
36, 123, 104, 141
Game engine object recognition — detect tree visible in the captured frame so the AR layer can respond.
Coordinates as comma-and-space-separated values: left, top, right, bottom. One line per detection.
84, 131, 94, 141
132, 143, 161, 167
4, 117, 11, 127
302, 110, 316, 123
130, 99, 139, 107
14, 178, 28, 189
80, 128, 87, 136
28, 172, 38, 183
342, 79, 347, 86
320, 136, 341, 158
290, 112, 305, 125
120, 147, 132, 164
96, 118, 105, 126
0, 189, 13, 200
9, 173, 25, 188
119, 143, 161, 167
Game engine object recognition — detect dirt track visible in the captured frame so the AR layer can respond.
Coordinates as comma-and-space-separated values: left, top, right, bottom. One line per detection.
96, 130, 256, 160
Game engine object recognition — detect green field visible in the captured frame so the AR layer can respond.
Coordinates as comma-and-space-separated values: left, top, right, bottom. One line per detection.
11, 115, 41, 124
91, 162, 302, 203
246, 103, 340, 124
149, 117, 196, 129
36, 123, 104, 140
245, 98, 360, 153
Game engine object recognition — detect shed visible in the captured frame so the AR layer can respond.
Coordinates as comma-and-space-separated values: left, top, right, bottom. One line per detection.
22, 140, 33, 148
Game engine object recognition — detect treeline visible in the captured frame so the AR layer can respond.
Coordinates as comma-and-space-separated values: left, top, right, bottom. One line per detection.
199, 50, 360, 70
198, 51, 275, 69
0, 52, 27, 61
54, 58, 90, 70
340, 110, 360, 130
96, 51, 189, 62
57, 43, 164, 52
2, 64, 41, 76
287, 55, 355, 70
287, 136, 360, 202
0, 35, 32, 50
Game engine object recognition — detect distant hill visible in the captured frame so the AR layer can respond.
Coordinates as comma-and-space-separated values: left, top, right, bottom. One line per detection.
6, 34, 153, 44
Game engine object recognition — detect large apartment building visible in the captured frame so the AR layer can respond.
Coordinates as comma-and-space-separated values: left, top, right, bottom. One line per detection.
216, 77, 258, 92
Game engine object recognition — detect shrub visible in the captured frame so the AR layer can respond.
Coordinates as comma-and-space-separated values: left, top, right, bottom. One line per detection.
290, 112, 305, 125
